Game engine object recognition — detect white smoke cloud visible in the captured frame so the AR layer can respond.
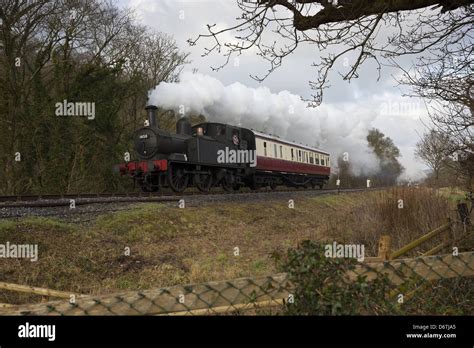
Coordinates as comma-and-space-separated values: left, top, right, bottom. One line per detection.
148, 71, 381, 175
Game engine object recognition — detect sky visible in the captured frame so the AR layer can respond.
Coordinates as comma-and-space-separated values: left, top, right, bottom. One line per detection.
118, 0, 432, 181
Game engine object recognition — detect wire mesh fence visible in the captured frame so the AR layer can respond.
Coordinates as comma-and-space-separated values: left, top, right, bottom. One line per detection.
1, 250, 472, 316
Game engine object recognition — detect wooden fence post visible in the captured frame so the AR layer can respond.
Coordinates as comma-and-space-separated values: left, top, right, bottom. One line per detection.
443, 218, 453, 249
378, 235, 392, 261
457, 202, 471, 226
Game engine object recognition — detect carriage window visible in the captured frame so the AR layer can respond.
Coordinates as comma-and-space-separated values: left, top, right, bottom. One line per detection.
264, 142, 267, 156
321, 158, 325, 166
309, 154, 314, 164
217, 125, 226, 136
280, 145, 283, 158
291, 148, 294, 160
298, 150, 302, 162
316, 155, 320, 165
274, 144, 278, 158
305, 152, 308, 163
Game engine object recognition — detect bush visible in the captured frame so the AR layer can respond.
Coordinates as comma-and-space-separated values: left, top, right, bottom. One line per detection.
273, 240, 397, 315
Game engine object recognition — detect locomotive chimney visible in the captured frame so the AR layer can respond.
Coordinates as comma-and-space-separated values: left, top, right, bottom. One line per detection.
176, 117, 192, 135
145, 105, 158, 128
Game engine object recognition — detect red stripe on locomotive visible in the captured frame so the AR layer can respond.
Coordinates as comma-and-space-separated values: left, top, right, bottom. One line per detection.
119, 159, 168, 175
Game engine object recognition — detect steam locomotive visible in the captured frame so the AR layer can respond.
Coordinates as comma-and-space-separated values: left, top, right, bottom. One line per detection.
118, 105, 330, 192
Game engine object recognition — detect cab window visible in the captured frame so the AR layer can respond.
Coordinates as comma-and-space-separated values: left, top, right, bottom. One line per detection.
217, 125, 226, 136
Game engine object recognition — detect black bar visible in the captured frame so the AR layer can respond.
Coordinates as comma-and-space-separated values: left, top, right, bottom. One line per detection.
0, 316, 472, 346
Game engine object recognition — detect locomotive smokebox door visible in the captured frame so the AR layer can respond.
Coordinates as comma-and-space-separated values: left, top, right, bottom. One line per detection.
134, 128, 158, 158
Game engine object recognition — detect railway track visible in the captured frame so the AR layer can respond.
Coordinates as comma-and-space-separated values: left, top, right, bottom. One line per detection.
0, 187, 382, 223
0, 192, 172, 203
0, 187, 376, 208
0, 194, 178, 208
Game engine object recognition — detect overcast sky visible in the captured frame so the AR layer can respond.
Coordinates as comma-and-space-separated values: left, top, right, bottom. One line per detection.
119, 0, 432, 181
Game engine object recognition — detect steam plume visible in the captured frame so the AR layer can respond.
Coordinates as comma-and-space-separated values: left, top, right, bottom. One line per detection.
149, 71, 380, 175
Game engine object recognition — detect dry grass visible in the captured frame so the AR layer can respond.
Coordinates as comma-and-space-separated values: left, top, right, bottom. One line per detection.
0, 187, 466, 305
326, 187, 458, 256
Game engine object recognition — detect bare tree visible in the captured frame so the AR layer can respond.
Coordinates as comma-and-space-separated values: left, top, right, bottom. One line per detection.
123, 29, 190, 89
415, 130, 450, 180
189, 0, 473, 105
393, 20, 472, 187
397, 40, 473, 155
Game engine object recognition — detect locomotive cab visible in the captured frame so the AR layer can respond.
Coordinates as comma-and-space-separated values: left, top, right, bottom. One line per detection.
192, 123, 255, 150
186, 123, 256, 166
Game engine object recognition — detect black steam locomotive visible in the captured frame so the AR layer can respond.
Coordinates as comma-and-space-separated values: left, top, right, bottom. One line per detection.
118, 105, 331, 192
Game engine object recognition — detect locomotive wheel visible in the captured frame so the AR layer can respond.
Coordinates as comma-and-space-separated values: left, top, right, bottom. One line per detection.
195, 173, 213, 193
141, 184, 152, 192
221, 173, 234, 192
249, 176, 260, 191
167, 164, 189, 193
141, 174, 159, 192
142, 183, 159, 192
221, 180, 233, 192
249, 183, 260, 191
